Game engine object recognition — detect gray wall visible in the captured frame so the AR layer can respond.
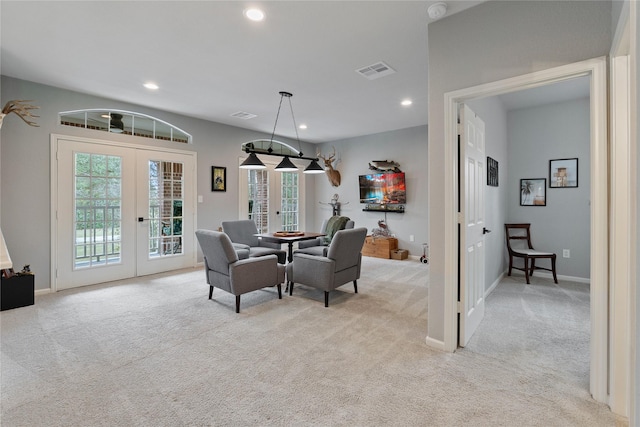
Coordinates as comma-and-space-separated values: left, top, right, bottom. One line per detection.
466, 97, 509, 292
427, 0, 611, 342
507, 98, 591, 280
0, 76, 318, 291
315, 126, 428, 256
1, 77, 430, 291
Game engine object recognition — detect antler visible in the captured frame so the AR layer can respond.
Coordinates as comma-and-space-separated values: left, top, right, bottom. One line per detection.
1, 100, 40, 127
317, 146, 336, 164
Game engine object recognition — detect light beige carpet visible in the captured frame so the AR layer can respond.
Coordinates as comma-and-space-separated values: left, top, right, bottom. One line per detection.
1, 257, 623, 426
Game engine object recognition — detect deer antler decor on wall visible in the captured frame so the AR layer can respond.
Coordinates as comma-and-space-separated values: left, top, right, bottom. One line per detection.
0, 100, 40, 129
317, 146, 341, 187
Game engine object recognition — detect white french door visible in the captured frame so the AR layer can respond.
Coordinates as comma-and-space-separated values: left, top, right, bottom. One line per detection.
238, 158, 303, 232
53, 136, 196, 290
458, 104, 486, 347
135, 150, 195, 276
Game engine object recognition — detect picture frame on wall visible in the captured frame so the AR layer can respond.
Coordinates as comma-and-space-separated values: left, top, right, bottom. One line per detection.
549, 158, 578, 188
211, 166, 226, 192
487, 156, 498, 187
520, 178, 546, 206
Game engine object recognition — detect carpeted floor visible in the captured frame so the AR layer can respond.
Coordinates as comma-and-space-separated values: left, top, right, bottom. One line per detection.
1, 257, 623, 426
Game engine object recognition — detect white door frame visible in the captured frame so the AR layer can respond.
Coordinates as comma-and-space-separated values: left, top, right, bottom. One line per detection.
50, 133, 198, 292
609, 0, 635, 418
442, 57, 609, 403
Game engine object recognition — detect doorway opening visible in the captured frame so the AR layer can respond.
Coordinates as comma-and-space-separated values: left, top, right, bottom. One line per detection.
442, 57, 609, 404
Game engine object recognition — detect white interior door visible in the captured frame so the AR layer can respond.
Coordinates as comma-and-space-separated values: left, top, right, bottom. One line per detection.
135, 150, 195, 276
54, 136, 196, 290
459, 103, 486, 346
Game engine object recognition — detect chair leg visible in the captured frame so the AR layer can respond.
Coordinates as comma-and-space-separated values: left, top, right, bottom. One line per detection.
235, 295, 241, 313
324, 291, 329, 308
551, 255, 558, 284
289, 281, 294, 296
353, 280, 358, 294
507, 256, 513, 276
524, 256, 530, 284
530, 258, 536, 277
209, 285, 214, 299
277, 284, 282, 299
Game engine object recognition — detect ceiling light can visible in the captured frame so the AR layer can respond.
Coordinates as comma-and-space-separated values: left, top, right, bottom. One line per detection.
244, 8, 264, 21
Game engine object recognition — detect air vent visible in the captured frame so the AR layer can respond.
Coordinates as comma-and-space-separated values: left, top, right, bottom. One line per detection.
230, 111, 257, 120
356, 61, 396, 80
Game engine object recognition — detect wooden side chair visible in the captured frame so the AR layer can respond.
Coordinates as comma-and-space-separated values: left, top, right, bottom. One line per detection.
504, 223, 558, 284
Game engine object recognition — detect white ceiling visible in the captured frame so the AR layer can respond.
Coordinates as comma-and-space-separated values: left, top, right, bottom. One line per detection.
1, 1, 589, 144
1, 0, 483, 143
498, 76, 591, 111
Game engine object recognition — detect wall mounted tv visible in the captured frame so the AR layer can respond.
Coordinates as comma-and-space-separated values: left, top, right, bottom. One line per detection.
359, 172, 406, 204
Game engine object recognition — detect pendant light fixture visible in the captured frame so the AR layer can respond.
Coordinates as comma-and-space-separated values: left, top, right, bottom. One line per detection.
303, 159, 325, 174
240, 91, 323, 174
239, 152, 266, 169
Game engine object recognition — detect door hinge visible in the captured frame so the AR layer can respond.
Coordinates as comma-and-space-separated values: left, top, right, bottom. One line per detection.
457, 212, 464, 223
457, 123, 464, 135
457, 301, 462, 313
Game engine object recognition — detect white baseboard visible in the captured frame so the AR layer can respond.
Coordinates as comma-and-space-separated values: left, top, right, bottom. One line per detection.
35, 288, 51, 296
508, 270, 590, 284
425, 335, 446, 351
485, 272, 505, 298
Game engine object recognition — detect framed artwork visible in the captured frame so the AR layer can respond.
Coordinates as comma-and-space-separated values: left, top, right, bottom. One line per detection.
211, 166, 226, 192
520, 178, 546, 206
487, 156, 498, 187
549, 158, 578, 188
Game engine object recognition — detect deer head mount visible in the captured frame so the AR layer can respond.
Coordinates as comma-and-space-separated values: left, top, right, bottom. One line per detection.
0, 100, 40, 129
317, 146, 341, 187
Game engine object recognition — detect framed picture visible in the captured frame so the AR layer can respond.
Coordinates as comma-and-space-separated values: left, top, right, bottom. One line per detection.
487, 156, 498, 187
211, 166, 226, 192
549, 158, 578, 188
520, 178, 546, 206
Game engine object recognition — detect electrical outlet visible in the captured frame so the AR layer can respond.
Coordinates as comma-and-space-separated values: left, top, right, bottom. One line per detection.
563, 249, 570, 258
410, 235, 415, 242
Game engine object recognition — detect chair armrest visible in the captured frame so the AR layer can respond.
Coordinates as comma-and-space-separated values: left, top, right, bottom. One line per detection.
232, 242, 251, 251
289, 253, 335, 288
229, 255, 280, 293
297, 237, 325, 249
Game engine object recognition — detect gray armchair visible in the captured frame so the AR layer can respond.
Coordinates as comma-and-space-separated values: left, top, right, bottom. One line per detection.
195, 229, 285, 313
286, 227, 367, 307
296, 216, 354, 256
221, 220, 287, 264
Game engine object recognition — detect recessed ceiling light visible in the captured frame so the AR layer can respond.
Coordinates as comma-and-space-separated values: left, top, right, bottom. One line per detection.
299, 124, 307, 130
244, 8, 264, 21
401, 99, 413, 106
143, 82, 159, 90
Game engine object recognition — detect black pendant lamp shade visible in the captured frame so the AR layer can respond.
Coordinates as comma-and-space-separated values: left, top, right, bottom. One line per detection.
303, 159, 325, 174
239, 152, 266, 169
275, 156, 297, 171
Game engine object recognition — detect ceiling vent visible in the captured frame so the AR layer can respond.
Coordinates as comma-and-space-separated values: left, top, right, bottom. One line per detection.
356, 61, 396, 80
231, 111, 257, 120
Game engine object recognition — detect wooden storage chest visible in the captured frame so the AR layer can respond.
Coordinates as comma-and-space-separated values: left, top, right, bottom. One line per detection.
361, 236, 398, 259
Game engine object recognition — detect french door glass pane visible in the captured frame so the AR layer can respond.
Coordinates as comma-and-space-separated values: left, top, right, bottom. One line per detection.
74, 153, 122, 268
248, 170, 269, 233
148, 160, 184, 257
281, 172, 299, 231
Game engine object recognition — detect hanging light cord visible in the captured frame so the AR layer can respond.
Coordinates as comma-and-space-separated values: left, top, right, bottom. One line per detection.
268, 91, 303, 157
287, 95, 303, 157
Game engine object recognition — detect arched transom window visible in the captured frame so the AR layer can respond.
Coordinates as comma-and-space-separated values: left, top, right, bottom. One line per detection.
59, 109, 192, 144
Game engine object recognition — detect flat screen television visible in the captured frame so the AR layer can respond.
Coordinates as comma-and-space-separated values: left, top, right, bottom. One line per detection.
359, 172, 406, 204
